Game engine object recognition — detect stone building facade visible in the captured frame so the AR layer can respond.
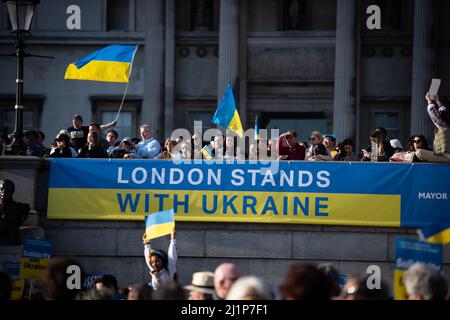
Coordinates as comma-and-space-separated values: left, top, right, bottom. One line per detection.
0, 0, 449, 148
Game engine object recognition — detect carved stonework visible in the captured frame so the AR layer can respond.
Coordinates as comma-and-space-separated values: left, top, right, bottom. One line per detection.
196, 47, 207, 58
179, 47, 190, 58
382, 47, 394, 57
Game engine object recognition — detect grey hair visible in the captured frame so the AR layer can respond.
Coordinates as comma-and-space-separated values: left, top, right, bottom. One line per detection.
226, 276, 272, 300
140, 124, 151, 131
403, 263, 448, 300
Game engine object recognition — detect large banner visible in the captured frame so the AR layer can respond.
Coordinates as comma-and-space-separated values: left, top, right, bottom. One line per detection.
47, 159, 450, 227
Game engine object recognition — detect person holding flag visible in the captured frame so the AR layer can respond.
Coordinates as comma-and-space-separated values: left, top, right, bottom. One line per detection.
142, 209, 177, 291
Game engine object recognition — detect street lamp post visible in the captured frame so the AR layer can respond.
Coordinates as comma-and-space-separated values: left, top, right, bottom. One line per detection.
2, 0, 39, 155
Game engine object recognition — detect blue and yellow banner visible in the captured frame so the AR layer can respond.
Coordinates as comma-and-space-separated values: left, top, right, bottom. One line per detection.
64, 45, 138, 83
47, 159, 450, 227
144, 209, 175, 240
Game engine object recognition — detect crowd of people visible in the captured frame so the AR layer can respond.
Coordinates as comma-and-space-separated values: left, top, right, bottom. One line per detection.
0, 228, 448, 300
0, 253, 447, 300
1, 93, 449, 163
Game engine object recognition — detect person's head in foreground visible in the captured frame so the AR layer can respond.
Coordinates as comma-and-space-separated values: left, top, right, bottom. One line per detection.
128, 283, 152, 300
403, 263, 448, 300
317, 263, 341, 298
94, 274, 119, 296
214, 263, 242, 299
280, 263, 332, 300
339, 275, 390, 300
152, 281, 186, 300
226, 276, 272, 300
184, 271, 215, 300
42, 257, 84, 300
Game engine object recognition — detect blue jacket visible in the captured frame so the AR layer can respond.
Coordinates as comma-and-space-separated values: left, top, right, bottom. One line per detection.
134, 137, 161, 159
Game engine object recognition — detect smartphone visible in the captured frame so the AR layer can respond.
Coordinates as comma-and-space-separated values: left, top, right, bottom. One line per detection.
361, 149, 368, 153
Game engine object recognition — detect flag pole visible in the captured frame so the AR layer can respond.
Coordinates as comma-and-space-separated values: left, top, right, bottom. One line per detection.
114, 81, 130, 122
115, 45, 139, 122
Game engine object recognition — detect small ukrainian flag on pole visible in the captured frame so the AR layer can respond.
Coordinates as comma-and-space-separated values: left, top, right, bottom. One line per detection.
254, 115, 260, 141
419, 220, 450, 245
212, 84, 244, 137
64, 45, 138, 83
201, 144, 214, 160
143, 209, 175, 240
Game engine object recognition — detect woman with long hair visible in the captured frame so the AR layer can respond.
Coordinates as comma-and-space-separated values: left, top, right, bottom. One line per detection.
334, 138, 358, 161
361, 128, 394, 162
305, 131, 331, 161
408, 134, 429, 152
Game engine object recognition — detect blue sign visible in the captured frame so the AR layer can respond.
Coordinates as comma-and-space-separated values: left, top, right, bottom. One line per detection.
395, 238, 443, 271
2, 261, 20, 280
22, 238, 53, 259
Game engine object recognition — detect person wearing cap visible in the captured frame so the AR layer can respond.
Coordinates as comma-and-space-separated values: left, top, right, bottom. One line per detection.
415, 93, 450, 162
49, 134, 73, 158
184, 271, 215, 300
390, 139, 404, 153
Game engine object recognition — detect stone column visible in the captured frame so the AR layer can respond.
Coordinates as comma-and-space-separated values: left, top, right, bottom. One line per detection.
332, 0, 357, 142
239, 0, 248, 126
217, 0, 240, 100
164, 0, 175, 138
411, 0, 435, 141
143, 0, 165, 141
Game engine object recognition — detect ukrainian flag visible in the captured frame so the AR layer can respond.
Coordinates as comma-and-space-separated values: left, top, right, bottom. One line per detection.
254, 115, 260, 140
201, 144, 214, 160
212, 84, 244, 137
143, 209, 175, 240
65, 45, 138, 83
420, 220, 450, 245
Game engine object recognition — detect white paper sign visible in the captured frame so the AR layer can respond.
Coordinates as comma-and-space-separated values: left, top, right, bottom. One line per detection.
429, 78, 441, 97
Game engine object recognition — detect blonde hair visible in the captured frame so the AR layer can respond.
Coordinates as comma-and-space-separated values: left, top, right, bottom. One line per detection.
310, 131, 324, 143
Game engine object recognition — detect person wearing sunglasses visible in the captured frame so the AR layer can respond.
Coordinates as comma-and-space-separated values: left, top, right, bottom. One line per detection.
305, 131, 332, 161
409, 134, 430, 152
